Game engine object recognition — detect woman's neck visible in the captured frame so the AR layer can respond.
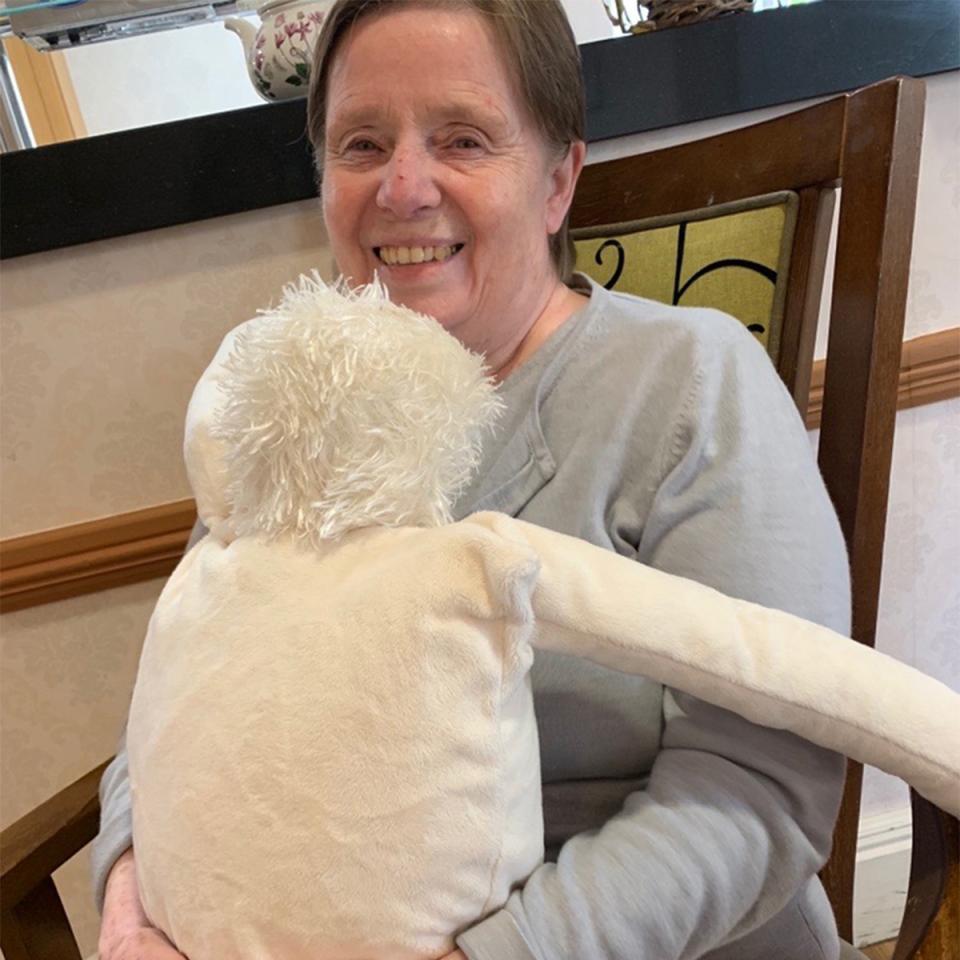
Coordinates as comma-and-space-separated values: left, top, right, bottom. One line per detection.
491, 281, 589, 382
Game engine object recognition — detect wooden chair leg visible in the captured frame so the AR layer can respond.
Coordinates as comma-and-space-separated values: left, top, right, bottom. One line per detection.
894, 791, 960, 960
0, 876, 83, 960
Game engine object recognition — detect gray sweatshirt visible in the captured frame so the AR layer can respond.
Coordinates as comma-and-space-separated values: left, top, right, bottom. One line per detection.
93, 276, 850, 959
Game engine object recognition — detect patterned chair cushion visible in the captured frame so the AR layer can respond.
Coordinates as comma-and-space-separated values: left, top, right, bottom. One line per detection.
574, 191, 799, 363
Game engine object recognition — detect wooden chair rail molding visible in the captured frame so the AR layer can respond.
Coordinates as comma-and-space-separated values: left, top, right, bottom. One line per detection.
807, 326, 960, 429
1, 326, 957, 614
0, 500, 195, 613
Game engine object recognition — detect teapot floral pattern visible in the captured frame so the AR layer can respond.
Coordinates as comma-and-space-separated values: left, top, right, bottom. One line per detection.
226, 1, 333, 102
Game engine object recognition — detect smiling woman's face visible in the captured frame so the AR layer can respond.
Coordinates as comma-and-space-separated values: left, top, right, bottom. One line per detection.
321, 6, 578, 362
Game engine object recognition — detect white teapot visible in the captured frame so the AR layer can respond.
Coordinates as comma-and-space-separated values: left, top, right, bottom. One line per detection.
225, 0, 333, 102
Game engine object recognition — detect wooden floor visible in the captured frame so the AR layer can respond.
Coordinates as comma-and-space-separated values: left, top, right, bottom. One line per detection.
862, 940, 896, 960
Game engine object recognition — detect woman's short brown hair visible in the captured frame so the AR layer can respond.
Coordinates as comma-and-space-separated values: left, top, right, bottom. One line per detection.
306, 0, 586, 281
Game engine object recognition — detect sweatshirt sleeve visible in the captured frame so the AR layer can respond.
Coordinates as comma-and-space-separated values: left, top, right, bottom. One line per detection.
458, 320, 850, 960
91, 516, 210, 913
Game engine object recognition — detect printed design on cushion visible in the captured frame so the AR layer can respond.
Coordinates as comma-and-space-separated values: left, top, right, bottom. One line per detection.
574, 191, 799, 360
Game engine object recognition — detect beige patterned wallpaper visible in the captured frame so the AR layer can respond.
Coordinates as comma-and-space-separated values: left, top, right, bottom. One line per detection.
2, 197, 335, 956
812, 71, 960, 356
1, 197, 334, 538
1, 579, 165, 956
859, 392, 960, 817
1, 75, 957, 955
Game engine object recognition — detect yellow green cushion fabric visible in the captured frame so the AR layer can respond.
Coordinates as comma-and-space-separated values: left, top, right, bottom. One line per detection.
574, 192, 798, 362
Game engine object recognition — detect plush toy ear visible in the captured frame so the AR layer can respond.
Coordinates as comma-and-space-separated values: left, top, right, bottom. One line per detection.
183, 323, 252, 543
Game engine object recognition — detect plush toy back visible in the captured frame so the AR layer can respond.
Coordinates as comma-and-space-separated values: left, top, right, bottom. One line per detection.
128, 275, 540, 959
128, 521, 545, 959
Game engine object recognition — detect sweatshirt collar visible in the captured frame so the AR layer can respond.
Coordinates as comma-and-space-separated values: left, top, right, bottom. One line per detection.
453, 275, 604, 519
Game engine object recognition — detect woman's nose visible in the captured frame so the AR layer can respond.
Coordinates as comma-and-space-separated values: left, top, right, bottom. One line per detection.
376, 145, 441, 219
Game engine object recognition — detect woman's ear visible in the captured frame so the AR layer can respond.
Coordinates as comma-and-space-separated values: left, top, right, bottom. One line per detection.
545, 140, 586, 235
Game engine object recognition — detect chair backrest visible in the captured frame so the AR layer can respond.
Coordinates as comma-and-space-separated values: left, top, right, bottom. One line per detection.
575, 191, 803, 377
570, 77, 955, 956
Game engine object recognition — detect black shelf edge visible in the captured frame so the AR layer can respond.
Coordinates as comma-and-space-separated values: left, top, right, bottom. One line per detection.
582, 0, 960, 141
1, 100, 316, 260
2, 0, 957, 260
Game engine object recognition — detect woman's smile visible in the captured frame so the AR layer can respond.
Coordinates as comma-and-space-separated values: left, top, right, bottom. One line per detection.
374, 243, 466, 267
370, 242, 468, 298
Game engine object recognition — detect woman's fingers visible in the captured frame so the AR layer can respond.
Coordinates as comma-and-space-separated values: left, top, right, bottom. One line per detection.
104, 927, 188, 959
99, 849, 188, 959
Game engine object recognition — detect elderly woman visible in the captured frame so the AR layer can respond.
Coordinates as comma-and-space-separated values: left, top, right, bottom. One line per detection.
95, 1, 850, 959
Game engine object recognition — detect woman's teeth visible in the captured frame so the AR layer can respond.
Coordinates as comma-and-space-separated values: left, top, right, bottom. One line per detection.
376, 244, 463, 265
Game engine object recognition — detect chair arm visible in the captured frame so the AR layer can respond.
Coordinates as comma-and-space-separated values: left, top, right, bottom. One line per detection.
1, 759, 111, 911
894, 790, 959, 960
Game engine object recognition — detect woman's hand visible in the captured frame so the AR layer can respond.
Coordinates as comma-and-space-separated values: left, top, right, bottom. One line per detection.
101, 928, 186, 959
98, 848, 187, 959
99, 848, 466, 960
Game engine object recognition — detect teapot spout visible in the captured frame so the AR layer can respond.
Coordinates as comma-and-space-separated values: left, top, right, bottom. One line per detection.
224, 17, 259, 60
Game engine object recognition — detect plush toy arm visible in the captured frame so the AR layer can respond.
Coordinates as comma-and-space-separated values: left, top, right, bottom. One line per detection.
488, 514, 960, 817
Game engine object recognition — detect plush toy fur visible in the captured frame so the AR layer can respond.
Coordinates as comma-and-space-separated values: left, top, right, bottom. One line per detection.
128, 274, 960, 960
184, 272, 501, 545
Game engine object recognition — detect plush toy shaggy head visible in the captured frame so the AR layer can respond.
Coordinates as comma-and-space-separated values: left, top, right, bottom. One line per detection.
201, 272, 502, 545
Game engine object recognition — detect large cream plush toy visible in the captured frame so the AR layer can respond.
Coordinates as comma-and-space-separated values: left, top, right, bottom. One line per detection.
127, 274, 960, 960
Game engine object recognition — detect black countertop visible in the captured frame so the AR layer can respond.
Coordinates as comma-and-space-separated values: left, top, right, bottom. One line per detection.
2, 0, 957, 260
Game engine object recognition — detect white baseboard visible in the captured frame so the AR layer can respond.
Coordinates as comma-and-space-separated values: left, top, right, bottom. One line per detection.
853, 807, 913, 947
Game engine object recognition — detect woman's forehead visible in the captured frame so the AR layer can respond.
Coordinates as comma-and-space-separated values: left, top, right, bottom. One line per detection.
326, 6, 521, 114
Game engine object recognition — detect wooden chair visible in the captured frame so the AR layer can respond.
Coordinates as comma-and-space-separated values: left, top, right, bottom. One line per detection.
2, 76, 956, 960
571, 75, 956, 959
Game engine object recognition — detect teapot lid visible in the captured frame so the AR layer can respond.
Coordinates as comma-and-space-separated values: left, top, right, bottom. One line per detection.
257, 0, 329, 15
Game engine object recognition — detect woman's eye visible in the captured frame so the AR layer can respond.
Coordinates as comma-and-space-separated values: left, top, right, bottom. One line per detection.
346, 139, 379, 154
450, 136, 482, 150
